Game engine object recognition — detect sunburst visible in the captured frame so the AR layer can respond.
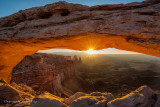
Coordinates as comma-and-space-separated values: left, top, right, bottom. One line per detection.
85, 49, 99, 55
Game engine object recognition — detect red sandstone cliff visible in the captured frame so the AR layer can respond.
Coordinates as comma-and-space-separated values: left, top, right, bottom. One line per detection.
11, 53, 75, 97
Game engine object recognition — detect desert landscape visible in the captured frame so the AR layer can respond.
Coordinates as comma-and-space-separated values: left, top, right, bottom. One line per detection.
1, 52, 160, 107
0, 0, 160, 107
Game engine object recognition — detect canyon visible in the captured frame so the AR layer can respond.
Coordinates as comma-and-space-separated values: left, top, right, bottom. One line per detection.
11, 53, 76, 97
0, 0, 160, 106
0, 0, 160, 82
0, 53, 160, 107
10, 53, 91, 97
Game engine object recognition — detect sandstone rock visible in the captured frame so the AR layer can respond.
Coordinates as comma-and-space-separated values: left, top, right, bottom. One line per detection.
30, 92, 67, 107
11, 53, 75, 97
30, 97, 66, 107
136, 85, 157, 107
0, 0, 159, 40
107, 92, 145, 107
69, 96, 108, 107
0, 79, 20, 104
64, 92, 114, 106
89, 92, 115, 102
155, 95, 160, 107
11, 82, 36, 96
107, 85, 157, 107
0, 0, 160, 83
64, 92, 87, 105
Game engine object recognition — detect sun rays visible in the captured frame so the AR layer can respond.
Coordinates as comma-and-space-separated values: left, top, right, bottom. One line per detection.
84, 49, 99, 55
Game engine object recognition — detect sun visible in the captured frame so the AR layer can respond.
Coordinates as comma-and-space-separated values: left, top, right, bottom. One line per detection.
85, 49, 99, 55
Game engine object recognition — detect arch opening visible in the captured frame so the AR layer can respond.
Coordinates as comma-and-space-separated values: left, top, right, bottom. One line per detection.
0, 35, 160, 83
10, 48, 160, 97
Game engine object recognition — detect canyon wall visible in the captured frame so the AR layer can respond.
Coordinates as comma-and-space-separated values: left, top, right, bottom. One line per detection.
11, 53, 75, 97
0, 0, 160, 82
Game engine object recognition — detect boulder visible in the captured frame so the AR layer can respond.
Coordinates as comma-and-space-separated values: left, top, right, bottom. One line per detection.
64, 92, 87, 105
30, 92, 67, 107
30, 98, 67, 107
136, 85, 157, 107
107, 85, 157, 107
69, 96, 108, 107
89, 92, 115, 102
155, 95, 160, 107
107, 92, 145, 107
0, 79, 20, 104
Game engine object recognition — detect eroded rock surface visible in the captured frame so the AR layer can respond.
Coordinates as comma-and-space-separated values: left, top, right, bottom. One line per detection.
68, 85, 159, 107
30, 92, 67, 107
0, 79, 20, 104
89, 92, 115, 102
31, 98, 67, 107
69, 96, 108, 107
11, 53, 76, 97
0, 0, 159, 41
0, 0, 160, 82
64, 92, 87, 105
0, 81, 160, 107
107, 85, 157, 107
67, 92, 115, 107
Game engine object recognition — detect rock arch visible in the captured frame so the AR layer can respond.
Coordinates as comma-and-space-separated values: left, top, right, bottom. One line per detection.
0, 0, 160, 82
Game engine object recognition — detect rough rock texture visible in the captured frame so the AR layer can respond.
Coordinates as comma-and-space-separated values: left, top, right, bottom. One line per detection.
0, 79, 20, 104
31, 98, 67, 107
11, 53, 75, 97
89, 92, 115, 102
0, 83, 160, 107
155, 95, 160, 107
0, 0, 160, 82
64, 92, 87, 105
107, 85, 157, 107
0, 0, 160, 40
66, 92, 115, 107
67, 85, 159, 107
30, 92, 67, 107
69, 96, 108, 107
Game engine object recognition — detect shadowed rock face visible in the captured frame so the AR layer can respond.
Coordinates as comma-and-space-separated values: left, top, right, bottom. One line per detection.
0, 1, 160, 106
68, 85, 158, 107
0, 79, 20, 103
0, 0, 160, 40
0, 0, 160, 82
11, 53, 75, 97
0, 81, 160, 107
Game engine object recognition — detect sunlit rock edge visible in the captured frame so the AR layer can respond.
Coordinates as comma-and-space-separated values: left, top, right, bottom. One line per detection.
0, 0, 160, 106
0, 78, 160, 107
0, 0, 160, 82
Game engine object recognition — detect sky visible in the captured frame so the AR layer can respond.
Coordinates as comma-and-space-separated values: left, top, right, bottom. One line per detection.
38, 48, 140, 54
0, 0, 144, 18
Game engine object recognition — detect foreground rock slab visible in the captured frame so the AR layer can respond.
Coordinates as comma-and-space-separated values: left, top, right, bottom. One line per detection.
0, 84, 159, 107
68, 92, 114, 107
30, 98, 67, 107
69, 96, 108, 107
107, 85, 157, 107
0, 79, 20, 104
66, 85, 159, 107
30, 92, 67, 107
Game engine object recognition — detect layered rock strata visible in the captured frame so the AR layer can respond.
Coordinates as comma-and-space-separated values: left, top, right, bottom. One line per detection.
0, 0, 160, 82
11, 53, 75, 97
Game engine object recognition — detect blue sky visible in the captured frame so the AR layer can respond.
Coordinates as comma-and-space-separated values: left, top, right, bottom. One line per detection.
0, 0, 144, 18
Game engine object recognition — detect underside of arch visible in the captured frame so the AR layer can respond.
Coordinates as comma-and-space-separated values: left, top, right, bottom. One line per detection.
0, 0, 160, 82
